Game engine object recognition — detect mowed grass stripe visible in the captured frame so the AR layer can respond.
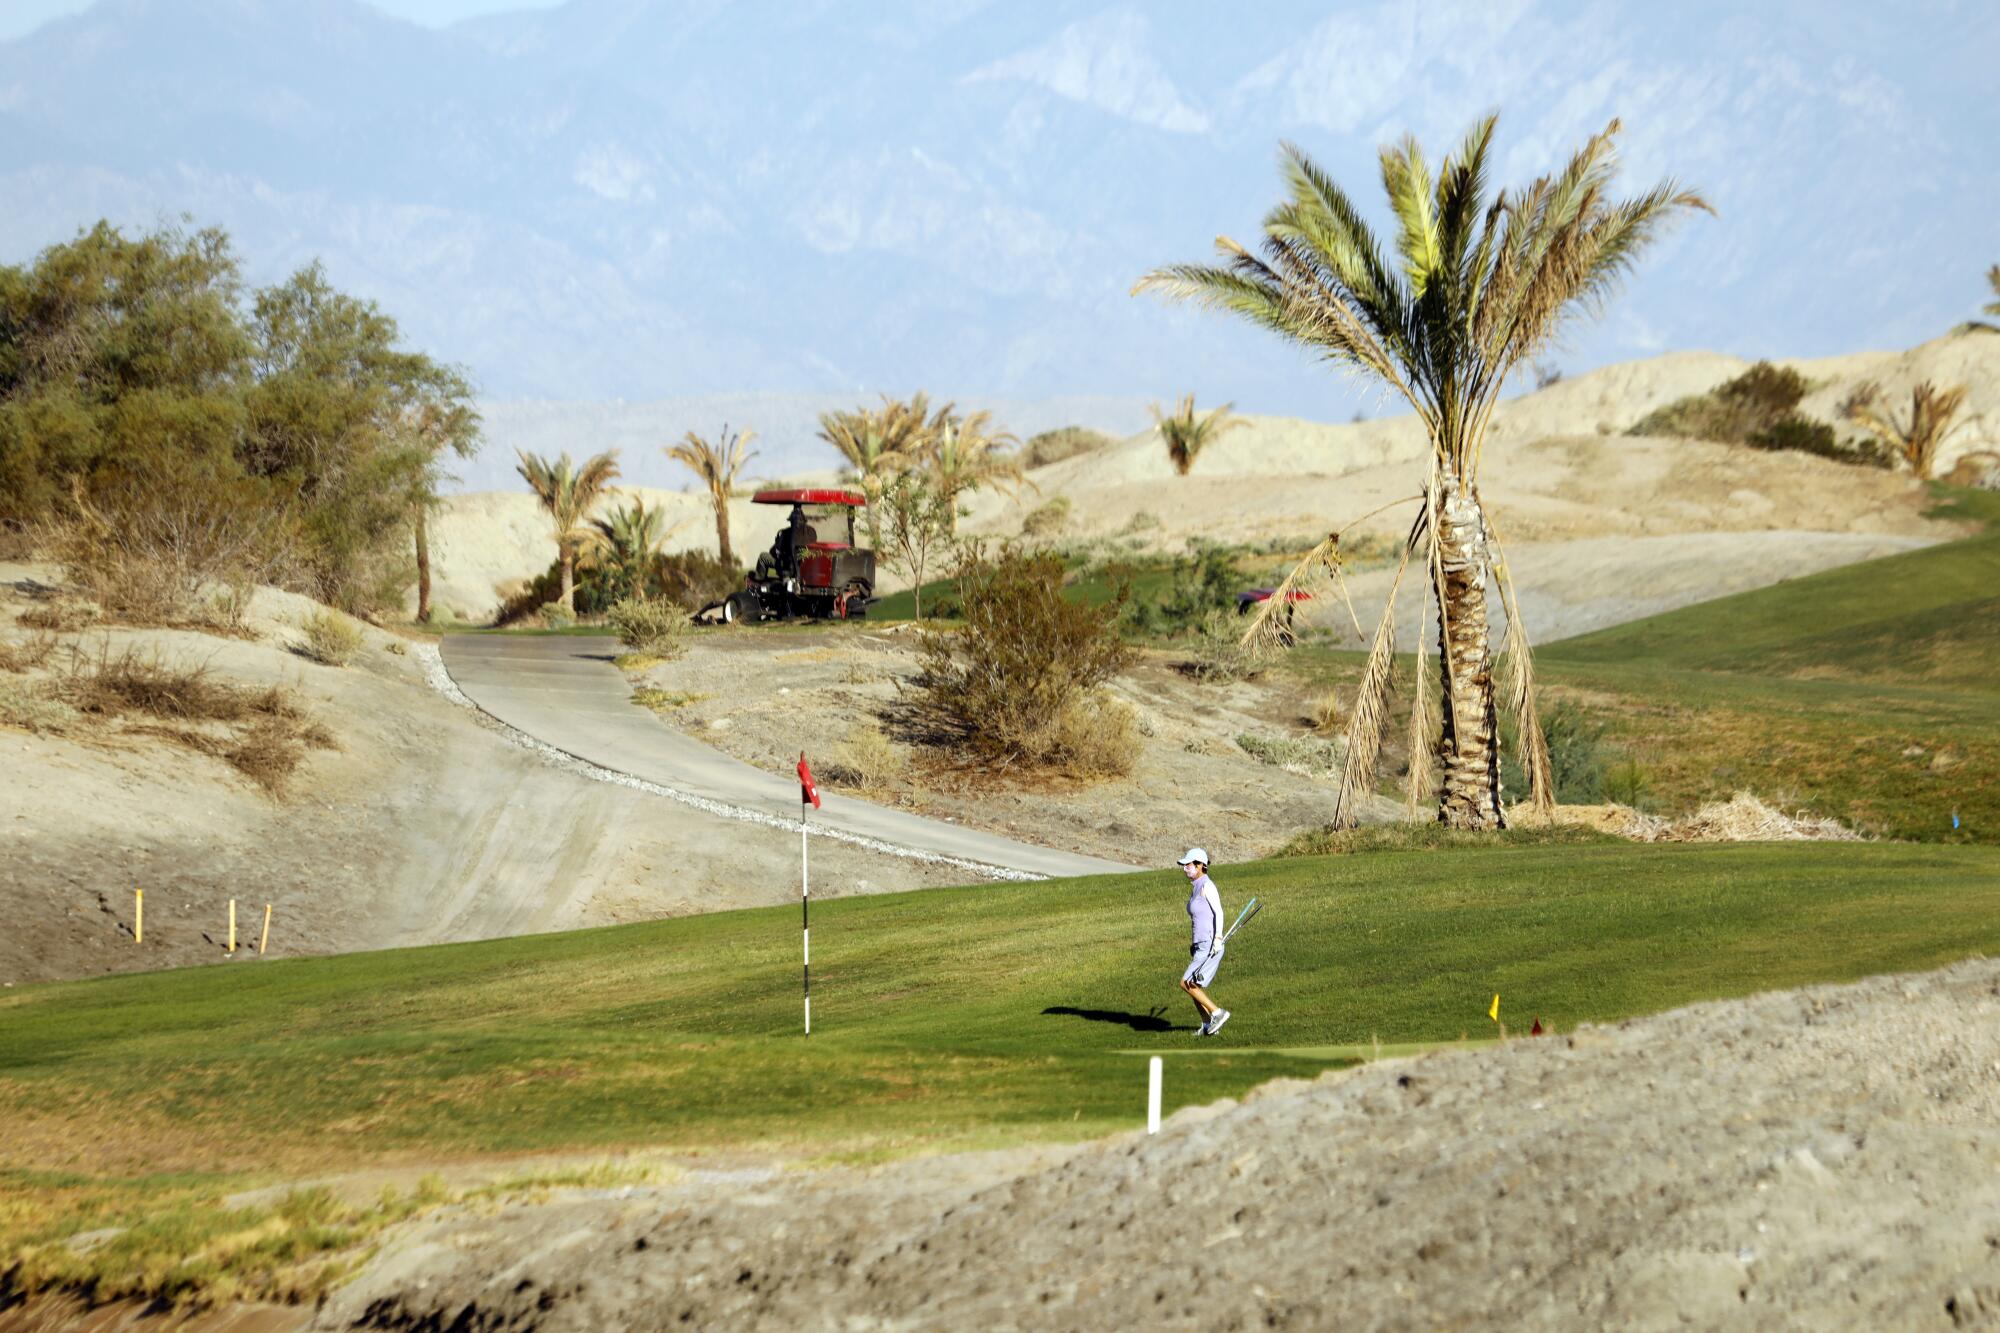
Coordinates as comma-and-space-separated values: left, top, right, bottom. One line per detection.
3, 842, 1997, 1171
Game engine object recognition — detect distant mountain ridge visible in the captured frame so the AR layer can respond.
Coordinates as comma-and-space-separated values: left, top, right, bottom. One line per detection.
1, 0, 1993, 428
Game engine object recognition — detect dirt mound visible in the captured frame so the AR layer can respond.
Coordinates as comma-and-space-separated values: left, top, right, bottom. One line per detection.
319, 959, 2000, 1330
1536, 793, 1863, 844
1617, 791, 1864, 843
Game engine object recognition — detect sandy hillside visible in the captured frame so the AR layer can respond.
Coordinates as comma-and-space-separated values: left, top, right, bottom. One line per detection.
426, 333, 1997, 628
623, 624, 1399, 870
0, 569, 965, 986
317, 956, 2000, 1330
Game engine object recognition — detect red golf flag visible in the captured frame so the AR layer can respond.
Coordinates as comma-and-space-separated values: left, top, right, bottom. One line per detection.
797, 752, 821, 809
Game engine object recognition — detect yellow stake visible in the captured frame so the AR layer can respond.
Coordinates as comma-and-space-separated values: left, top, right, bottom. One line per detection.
135, 889, 143, 944
228, 899, 236, 953
259, 903, 272, 956
1488, 993, 1500, 1022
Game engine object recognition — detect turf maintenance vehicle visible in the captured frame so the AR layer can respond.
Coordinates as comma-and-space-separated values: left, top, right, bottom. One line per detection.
711, 488, 878, 624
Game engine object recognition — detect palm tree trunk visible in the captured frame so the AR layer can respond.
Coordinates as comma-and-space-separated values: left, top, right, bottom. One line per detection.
1433, 467, 1504, 828
560, 546, 576, 612
414, 506, 433, 624
715, 495, 734, 570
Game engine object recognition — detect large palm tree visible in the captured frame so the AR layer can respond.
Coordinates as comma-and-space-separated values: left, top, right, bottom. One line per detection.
1151, 393, 1245, 475
400, 386, 479, 624
1137, 115, 1706, 829
516, 448, 622, 613
667, 425, 757, 569
1986, 265, 2000, 320
924, 408, 1024, 533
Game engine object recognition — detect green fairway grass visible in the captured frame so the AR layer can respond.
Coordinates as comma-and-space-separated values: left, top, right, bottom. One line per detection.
4, 841, 1997, 1302
1292, 509, 2000, 842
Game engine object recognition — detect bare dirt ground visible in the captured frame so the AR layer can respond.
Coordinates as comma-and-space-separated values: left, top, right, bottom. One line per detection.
314, 956, 2000, 1331
625, 623, 1397, 870
0, 569, 962, 986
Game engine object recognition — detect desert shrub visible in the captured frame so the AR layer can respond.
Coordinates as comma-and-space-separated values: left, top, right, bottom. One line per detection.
1745, 417, 1888, 467
1236, 731, 1341, 779
830, 719, 907, 789
49, 459, 293, 627
1048, 697, 1139, 778
296, 608, 365, 667
1121, 511, 1162, 535
911, 544, 1134, 772
60, 645, 248, 721
541, 603, 575, 629
226, 717, 307, 794
0, 677, 78, 733
1308, 688, 1342, 735
1605, 758, 1657, 811
1021, 426, 1113, 469
1185, 610, 1263, 682
607, 597, 690, 657
1020, 494, 1072, 539
1127, 540, 1239, 638
652, 549, 742, 611
1631, 361, 1810, 444
0, 631, 58, 673
1500, 700, 1609, 805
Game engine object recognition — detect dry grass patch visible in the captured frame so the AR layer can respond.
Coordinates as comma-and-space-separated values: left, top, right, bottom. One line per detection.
829, 720, 907, 790
295, 609, 364, 667
0, 642, 338, 795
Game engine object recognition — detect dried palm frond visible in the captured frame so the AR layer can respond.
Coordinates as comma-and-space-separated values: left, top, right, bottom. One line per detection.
1236, 533, 1357, 657
1404, 592, 1433, 816
1841, 380, 1970, 481
1485, 515, 1553, 813
1330, 528, 1417, 829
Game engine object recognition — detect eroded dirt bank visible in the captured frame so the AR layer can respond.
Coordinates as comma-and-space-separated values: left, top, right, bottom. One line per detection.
320, 958, 2000, 1331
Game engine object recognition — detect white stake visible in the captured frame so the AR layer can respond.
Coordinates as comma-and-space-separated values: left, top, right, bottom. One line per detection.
1147, 1056, 1162, 1135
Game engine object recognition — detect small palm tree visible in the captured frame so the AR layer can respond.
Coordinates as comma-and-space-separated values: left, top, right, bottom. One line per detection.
667, 425, 757, 569
587, 496, 681, 601
1137, 115, 1706, 829
1842, 380, 1970, 480
1986, 265, 2000, 319
925, 409, 1024, 533
516, 449, 622, 613
1151, 394, 1245, 475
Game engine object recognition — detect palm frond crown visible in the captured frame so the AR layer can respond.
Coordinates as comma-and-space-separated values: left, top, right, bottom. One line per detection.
1135, 115, 1709, 484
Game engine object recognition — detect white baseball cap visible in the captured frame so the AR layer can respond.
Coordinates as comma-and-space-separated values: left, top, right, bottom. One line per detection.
1176, 848, 1209, 866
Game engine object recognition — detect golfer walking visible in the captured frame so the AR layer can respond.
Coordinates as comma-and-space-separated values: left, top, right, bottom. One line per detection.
1177, 849, 1230, 1036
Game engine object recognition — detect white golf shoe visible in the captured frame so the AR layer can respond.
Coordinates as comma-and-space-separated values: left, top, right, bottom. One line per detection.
1206, 1009, 1231, 1036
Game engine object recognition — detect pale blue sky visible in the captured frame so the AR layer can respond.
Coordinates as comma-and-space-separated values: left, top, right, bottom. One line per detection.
0, 0, 559, 40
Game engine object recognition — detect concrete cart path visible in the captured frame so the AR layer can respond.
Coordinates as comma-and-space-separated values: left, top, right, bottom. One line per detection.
438, 635, 1138, 881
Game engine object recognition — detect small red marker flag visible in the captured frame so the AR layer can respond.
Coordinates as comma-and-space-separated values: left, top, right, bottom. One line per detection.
797, 752, 821, 809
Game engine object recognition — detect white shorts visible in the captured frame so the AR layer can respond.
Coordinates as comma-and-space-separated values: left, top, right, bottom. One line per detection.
1182, 944, 1223, 988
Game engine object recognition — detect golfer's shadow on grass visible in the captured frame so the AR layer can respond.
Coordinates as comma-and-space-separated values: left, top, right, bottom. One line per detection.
1041, 1005, 1191, 1033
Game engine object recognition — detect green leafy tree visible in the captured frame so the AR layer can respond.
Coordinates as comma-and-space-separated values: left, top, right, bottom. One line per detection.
245, 262, 477, 611
1138, 115, 1707, 828
1150, 394, 1245, 475
666, 425, 755, 569
877, 469, 955, 621
516, 449, 622, 613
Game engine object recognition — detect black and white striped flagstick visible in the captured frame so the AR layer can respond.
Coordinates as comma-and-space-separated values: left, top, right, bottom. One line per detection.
802, 789, 811, 1036
799, 751, 814, 1036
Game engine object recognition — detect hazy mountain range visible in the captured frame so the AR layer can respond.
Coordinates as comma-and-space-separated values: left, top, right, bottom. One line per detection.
2, 0, 1994, 487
